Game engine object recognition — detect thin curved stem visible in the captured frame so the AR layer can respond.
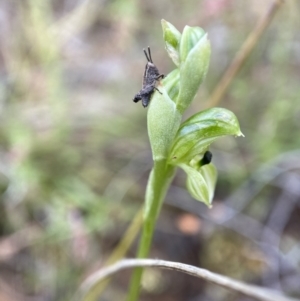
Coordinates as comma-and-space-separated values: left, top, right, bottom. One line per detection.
126, 160, 176, 301
78, 258, 298, 301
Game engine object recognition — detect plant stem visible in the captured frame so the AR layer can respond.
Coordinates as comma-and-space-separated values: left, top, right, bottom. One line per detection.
126, 159, 176, 301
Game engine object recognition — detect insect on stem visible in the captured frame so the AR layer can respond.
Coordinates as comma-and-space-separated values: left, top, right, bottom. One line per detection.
133, 47, 164, 108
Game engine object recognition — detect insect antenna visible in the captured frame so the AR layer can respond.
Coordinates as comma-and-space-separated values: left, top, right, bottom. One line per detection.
143, 47, 154, 63
143, 48, 150, 62
147, 46, 153, 63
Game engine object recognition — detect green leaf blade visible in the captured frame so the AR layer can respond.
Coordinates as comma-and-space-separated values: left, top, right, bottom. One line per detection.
169, 107, 244, 164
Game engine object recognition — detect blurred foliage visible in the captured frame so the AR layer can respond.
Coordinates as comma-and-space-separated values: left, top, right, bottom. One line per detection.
0, 0, 300, 301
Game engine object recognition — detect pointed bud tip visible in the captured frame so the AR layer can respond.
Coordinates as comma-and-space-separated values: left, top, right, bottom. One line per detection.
237, 131, 245, 137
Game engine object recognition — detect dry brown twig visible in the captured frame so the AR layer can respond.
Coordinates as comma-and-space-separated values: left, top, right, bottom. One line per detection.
206, 0, 284, 108
77, 258, 299, 301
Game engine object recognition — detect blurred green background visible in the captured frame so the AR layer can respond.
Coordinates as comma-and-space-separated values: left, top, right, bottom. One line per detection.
0, 1, 300, 300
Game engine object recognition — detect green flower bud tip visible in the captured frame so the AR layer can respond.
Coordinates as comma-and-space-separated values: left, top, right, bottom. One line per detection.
179, 25, 206, 63
161, 19, 181, 67
177, 28, 211, 113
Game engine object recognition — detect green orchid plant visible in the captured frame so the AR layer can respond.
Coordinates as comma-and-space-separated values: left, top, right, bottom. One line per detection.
127, 20, 243, 301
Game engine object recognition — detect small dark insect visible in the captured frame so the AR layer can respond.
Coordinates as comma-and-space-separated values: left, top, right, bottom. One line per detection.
199, 151, 212, 167
133, 46, 164, 108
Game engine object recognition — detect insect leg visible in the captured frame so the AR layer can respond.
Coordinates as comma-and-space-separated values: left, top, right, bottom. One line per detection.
154, 87, 162, 94
142, 96, 150, 108
155, 74, 164, 80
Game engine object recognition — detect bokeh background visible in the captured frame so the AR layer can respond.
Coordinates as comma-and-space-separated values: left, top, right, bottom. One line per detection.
0, 0, 300, 300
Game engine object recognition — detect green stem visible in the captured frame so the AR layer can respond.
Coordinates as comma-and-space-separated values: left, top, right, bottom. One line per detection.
126, 159, 176, 301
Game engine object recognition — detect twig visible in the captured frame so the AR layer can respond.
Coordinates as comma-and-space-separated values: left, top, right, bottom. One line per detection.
206, 0, 284, 108
77, 258, 299, 301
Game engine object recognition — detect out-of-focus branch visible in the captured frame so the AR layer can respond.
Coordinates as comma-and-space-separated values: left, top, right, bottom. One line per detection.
77, 258, 298, 301
206, 0, 284, 108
